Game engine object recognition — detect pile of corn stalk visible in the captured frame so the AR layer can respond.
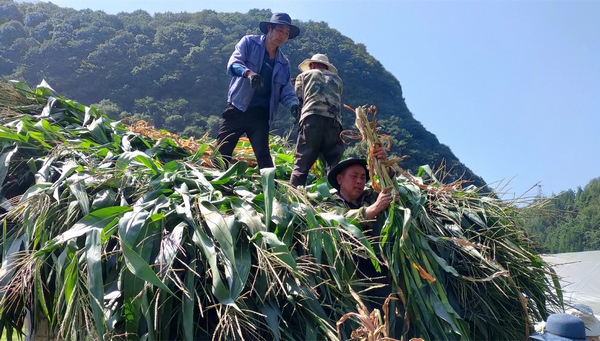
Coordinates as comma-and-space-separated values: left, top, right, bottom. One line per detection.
350, 105, 562, 340
0, 80, 561, 341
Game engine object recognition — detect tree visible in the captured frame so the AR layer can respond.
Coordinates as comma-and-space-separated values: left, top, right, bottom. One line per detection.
0, 20, 26, 46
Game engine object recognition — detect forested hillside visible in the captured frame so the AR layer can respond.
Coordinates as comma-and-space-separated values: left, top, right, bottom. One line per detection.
521, 177, 600, 253
0, 1, 488, 188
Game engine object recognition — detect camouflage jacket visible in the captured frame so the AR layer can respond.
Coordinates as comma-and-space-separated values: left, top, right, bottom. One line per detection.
294, 69, 343, 124
325, 188, 387, 237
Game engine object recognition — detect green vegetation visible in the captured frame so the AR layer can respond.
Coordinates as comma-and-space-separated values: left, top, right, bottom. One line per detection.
0, 1, 487, 190
0, 81, 560, 340
520, 181, 600, 253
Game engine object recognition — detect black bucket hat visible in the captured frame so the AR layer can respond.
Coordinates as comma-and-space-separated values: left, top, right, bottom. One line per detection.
259, 13, 300, 39
327, 159, 369, 191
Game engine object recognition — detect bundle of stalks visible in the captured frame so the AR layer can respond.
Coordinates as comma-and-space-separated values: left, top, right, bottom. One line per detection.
350, 105, 561, 340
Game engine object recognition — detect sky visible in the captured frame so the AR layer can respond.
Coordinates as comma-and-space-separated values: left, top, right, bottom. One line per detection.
43, 0, 600, 200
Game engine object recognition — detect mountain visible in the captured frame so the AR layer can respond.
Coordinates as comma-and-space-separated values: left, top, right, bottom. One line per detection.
0, 1, 488, 189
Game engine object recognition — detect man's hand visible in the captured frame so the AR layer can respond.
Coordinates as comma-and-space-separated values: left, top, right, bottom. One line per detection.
290, 105, 300, 124
246, 71, 263, 90
365, 186, 393, 219
372, 145, 387, 160
374, 186, 393, 211
372, 144, 396, 177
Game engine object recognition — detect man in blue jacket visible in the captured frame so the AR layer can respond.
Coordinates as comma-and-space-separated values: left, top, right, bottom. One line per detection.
216, 13, 300, 169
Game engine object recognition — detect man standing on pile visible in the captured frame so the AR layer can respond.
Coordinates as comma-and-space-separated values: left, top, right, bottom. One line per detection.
216, 13, 300, 169
290, 54, 344, 187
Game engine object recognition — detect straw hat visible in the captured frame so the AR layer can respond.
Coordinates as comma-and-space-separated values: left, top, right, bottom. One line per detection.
298, 54, 338, 74
566, 304, 600, 337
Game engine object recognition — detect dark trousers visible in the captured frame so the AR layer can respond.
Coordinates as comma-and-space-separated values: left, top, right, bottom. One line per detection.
357, 258, 404, 338
290, 115, 345, 187
216, 104, 273, 169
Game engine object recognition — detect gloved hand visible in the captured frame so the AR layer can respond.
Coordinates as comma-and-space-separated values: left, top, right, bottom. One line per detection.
246, 70, 263, 90
290, 105, 300, 124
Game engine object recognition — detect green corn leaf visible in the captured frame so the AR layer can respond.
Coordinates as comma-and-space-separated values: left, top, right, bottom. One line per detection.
115, 151, 159, 174
200, 201, 250, 300
261, 167, 275, 231
231, 234, 252, 300
88, 117, 109, 143
63, 251, 78, 305
85, 227, 105, 341
209, 160, 245, 184
189, 220, 236, 307
69, 176, 90, 216
181, 258, 196, 341
0, 147, 17, 188
118, 210, 150, 247
38, 206, 130, 254
0, 236, 24, 289
230, 196, 265, 235
140, 290, 155, 341
120, 242, 175, 297
91, 188, 117, 210
156, 222, 184, 276
261, 301, 282, 341
176, 183, 236, 308
251, 231, 297, 272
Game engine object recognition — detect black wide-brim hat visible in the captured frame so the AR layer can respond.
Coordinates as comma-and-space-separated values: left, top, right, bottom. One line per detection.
259, 13, 300, 39
327, 158, 369, 191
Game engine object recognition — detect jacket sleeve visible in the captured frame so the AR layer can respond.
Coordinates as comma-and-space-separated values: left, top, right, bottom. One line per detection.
227, 36, 250, 77
344, 189, 380, 225
278, 56, 300, 109
345, 207, 367, 222
230, 63, 247, 78
324, 200, 366, 224
281, 72, 300, 108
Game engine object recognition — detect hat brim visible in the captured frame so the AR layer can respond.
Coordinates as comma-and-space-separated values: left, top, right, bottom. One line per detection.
586, 317, 600, 336
566, 306, 600, 336
298, 59, 338, 74
529, 333, 587, 341
259, 22, 300, 39
327, 159, 368, 191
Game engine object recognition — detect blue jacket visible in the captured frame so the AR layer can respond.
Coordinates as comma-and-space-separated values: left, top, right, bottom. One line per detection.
226, 35, 298, 122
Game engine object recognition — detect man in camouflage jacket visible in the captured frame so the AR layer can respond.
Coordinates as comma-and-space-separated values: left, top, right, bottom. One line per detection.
290, 53, 344, 187
323, 148, 398, 328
